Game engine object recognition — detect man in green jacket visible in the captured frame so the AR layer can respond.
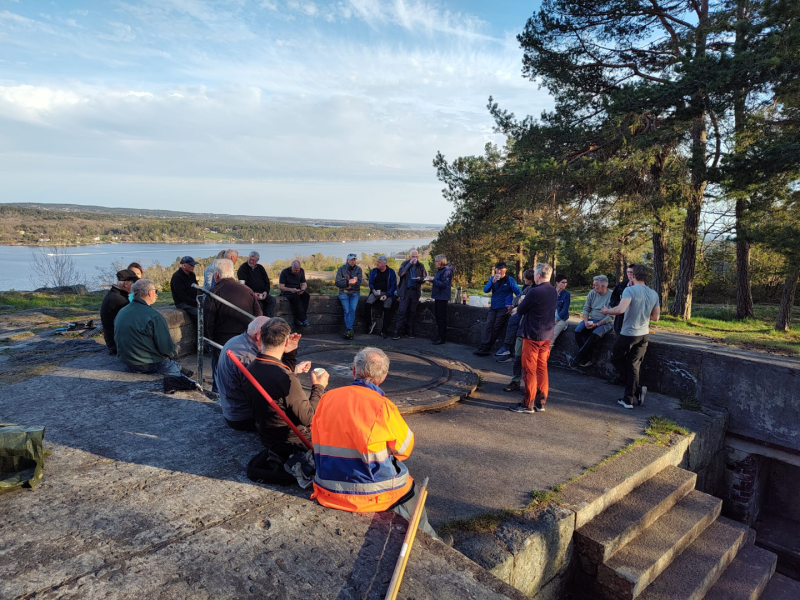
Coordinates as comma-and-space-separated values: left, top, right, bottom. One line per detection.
115, 279, 182, 376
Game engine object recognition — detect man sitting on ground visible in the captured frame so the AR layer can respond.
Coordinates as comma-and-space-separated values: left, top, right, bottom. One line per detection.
244, 318, 328, 458
238, 251, 276, 317
115, 279, 184, 377
204, 259, 263, 393
473, 261, 521, 356
602, 264, 661, 409
392, 250, 427, 340
365, 255, 396, 339
279, 260, 311, 327
311, 347, 444, 542
100, 269, 139, 355
170, 256, 199, 322
217, 316, 311, 431
572, 275, 614, 367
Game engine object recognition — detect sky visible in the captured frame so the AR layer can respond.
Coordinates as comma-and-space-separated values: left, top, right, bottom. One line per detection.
0, 0, 551, 224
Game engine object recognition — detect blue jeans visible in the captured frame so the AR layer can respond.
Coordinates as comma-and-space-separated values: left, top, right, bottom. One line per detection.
127, 359, 181, 377
339, 293, 359, 330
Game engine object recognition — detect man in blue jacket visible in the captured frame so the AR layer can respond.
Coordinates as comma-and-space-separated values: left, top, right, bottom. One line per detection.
365, 256, 397, 339
474, 261, 521, 356
430, 254, 455, 345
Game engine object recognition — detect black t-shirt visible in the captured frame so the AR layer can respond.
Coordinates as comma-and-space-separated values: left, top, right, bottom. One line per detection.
280, 267, 306, 292
371, 268, 390, 293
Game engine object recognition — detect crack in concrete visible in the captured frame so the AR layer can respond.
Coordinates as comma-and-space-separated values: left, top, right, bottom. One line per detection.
14, 500, 275, 600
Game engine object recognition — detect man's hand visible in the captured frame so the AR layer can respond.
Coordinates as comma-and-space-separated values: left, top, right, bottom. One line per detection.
493, 274, 500, 283
507, 305, 514, 314
285, 332, 302, 353
510, 307, 517, 315
373, 289, 381, 297
410, 257, 417, 264
585, 321, 597, 330
295, 361, 311, 374
380, 295, 386, 302
294, 288, 303, 294
600, 306, 610, 315
311, 370, 329, 388
176, 344, 182, 355
349, 277, 357, 285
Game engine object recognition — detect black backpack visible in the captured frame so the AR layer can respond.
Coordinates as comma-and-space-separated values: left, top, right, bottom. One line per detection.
246, 448, 297, 486
163, 375, 199, 394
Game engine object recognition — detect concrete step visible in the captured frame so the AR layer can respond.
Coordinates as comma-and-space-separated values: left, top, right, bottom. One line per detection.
637, 516, 749, 600
761, 573, 800, 600
704, 543, 777, 600
560, 435, 693, 529
596, 490, 721, 600
576, 466, 696, 568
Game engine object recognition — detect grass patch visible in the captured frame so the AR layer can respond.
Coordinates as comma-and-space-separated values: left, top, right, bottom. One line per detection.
679, 396, 702, 412
645, 415, 689, 437
438, 509, 518, 535
0, 331, 35, 343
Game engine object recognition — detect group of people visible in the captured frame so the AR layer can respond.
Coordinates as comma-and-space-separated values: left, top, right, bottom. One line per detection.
468, 261, 660, 413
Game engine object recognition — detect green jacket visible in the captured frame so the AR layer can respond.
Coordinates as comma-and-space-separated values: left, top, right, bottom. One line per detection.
114, 299, 177, 367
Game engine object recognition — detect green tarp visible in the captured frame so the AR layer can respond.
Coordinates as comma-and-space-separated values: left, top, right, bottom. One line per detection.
0, 424, 45, 493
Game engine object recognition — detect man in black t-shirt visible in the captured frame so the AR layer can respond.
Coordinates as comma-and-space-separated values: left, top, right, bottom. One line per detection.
279, 260, 311, 326
237, 251, 276, 317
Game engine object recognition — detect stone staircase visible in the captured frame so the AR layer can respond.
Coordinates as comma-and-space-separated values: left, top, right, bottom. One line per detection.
569, 442, 778, 600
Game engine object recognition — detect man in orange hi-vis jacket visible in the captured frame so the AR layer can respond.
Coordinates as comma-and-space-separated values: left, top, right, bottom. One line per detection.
311, 347, 443, 541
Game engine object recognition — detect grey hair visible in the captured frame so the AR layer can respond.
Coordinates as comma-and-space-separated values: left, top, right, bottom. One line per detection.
247, 315, 270, 338
593, 275, 609, 286
215, 250, 227, 259
223, 248, 238, 261
249, 251, 260, 260
409, 249, 419, 256
534, 263, 553, 280
291, 259, 301, 267
214, 258, 235, 280
353, 347, 390, 384
376, 255, 387, 263
131, 278, 155, 299
435, 254, 447, 265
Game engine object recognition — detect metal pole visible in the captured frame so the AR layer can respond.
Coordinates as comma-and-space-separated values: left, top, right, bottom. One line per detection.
191, 284, 257, 322
196, 293, 204, 389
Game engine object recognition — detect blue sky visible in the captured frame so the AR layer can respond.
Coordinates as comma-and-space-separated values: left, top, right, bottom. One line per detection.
0, 1, 550, 224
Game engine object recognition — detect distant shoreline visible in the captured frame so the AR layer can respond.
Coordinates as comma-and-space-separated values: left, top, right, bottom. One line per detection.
0, 236, 435, 248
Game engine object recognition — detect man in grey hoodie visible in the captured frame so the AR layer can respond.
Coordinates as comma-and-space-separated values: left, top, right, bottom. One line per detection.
335, 253, 363, 339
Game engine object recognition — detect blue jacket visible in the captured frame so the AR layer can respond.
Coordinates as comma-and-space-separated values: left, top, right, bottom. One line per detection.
431, 264, 455, 301
517, 282, 558, 341
556, 290, 571, 321
368, 267, 397, 297
483, 276, 521, 309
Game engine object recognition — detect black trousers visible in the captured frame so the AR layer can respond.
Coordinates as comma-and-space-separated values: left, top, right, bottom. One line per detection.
284, 292, 310, 322
479, 308, 509, 352
365, 295, 393, 334
394, 289, 421, 334
259, 295, 276, 318
611, 334, 650, 404
434, 299, 448, 341
225, 417, 257, 432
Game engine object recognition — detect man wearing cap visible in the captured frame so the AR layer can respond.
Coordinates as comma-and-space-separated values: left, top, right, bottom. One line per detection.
100, 269, 139, 355
335, 253, 363, 340
170, 256, 200, 322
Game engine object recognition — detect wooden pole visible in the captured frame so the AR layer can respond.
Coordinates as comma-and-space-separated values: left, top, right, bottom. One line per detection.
384, 476, 430, 600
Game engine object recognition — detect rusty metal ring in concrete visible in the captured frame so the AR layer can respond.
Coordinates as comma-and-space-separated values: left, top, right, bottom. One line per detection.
296, 341, 479, 415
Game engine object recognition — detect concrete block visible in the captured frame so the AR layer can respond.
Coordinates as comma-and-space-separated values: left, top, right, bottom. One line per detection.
637, 516, 749, 600
762, 573, 800, 600
576, 466, 696, 566
597, 490, 722, 599
456, 532, 515, 584
704, 543, 777, 600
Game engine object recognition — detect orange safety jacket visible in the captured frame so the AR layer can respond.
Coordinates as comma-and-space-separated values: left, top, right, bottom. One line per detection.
310, 382, 414, 512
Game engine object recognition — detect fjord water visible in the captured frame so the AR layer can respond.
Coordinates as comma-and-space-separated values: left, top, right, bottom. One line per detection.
0, 238, 435, 291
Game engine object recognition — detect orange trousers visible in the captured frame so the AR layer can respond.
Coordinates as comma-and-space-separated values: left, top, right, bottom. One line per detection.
522, 338, 551, 408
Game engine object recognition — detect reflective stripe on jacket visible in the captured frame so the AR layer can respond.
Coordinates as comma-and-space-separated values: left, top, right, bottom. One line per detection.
311, 384, 414, 512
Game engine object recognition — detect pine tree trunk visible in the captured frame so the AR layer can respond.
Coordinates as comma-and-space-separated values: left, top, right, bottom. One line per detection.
775, 269, 798, 332
615, 241, 625, 285
671, 190, 702, 320
516, 241, 524, 281
652, 222, 669, 308
735, 197, 755, 319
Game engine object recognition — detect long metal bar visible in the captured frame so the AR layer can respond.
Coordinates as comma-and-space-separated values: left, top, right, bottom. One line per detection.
203, 337, 223, 350
196, 292, 204, 388
384, 477, 430, 600
227, 350, 313, 450
191, 283, 258, 322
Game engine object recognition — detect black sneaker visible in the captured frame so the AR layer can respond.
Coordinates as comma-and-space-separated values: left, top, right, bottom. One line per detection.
509, 403, 535, 414
496, 354, 515, 363
391, 332, 401, 340
380, 332, 388, 339
637, 386, 647, 406
618, 398, 633, 410
473, 350, 490, 356
407, 332, 416, 339
533, 404, 546, 413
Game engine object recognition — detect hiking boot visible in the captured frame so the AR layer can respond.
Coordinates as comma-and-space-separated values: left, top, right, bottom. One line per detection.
347, 329, 354, 339
618, 398, 633, 410
637, 386, 647, 406
509, 403, 535, 414
503, 381, 520, 392
496, 354, 514, 363
495, 345, 511, 356
391, 332, 401, 340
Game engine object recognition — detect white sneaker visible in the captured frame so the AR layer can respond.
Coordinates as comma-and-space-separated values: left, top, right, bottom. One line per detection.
618, 398, 633, 410
637, 386, 647, 406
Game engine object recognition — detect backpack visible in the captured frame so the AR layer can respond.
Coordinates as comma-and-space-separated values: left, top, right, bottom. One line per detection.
163, 374, 199, 394
246, 448, 297, 486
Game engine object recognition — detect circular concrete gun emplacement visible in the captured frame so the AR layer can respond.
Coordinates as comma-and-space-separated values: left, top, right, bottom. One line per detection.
296, 340, 479, 414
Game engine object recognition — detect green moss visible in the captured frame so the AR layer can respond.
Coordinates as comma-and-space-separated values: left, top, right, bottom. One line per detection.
646, 415, 689, 437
